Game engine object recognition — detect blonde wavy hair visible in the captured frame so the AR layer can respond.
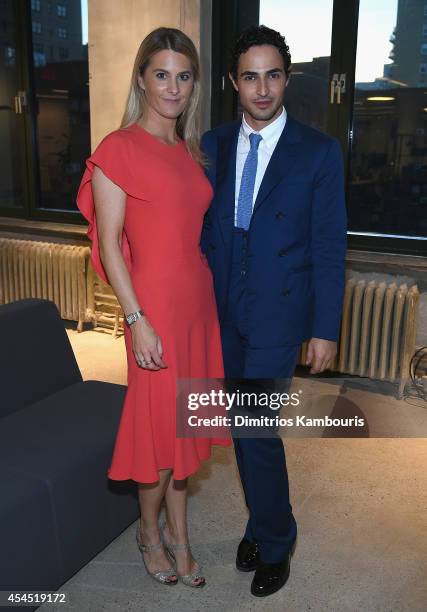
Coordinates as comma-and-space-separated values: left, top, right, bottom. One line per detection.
120, 27, 204, 164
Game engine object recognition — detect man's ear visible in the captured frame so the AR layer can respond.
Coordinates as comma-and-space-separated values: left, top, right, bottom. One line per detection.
137, 74, 145, 92
229, 72, 239, 92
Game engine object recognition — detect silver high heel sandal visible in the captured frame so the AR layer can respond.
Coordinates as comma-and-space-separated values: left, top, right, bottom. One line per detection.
160, 522, 206, 588
135, 523, 178, 585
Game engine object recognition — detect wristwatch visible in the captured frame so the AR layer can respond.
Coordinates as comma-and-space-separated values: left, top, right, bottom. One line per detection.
125, 309, 145, 326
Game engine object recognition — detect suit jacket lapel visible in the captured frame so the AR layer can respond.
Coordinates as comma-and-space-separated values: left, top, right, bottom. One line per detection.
215, 122, 240, 246
253, 116, 302, 214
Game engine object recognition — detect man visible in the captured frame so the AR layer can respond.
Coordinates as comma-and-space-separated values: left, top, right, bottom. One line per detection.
201, 25, 347, 597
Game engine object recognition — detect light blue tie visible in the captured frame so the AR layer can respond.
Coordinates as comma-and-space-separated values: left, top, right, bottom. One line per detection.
236, 132, 262, 230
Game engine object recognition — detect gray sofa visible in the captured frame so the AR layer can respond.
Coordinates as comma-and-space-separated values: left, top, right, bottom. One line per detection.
0, 298, 139, 611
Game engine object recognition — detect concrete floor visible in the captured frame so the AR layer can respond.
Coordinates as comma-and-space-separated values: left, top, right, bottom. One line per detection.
40, 323, 427, 612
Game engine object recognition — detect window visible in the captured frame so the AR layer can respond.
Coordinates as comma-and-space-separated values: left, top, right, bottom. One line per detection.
250, 0, 427, 249
30, 0, 90, 213
4, 45, 15, 67
57, 4, 66, 17
33, 44, 45, 66
259, 0, 333, 133
2, 0, 90, 218
350, 0, 427, 246
33, 51, 46, 67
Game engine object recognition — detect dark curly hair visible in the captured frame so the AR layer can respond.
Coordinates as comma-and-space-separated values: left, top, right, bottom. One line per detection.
229, 25, 292, 80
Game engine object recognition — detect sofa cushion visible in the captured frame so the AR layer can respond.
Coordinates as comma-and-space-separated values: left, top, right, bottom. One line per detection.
0, 467, 63, 592
0, 298, 82, 419
0, 380, 138, 579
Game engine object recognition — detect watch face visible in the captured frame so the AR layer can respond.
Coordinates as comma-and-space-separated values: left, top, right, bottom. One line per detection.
126, 311, 143, 324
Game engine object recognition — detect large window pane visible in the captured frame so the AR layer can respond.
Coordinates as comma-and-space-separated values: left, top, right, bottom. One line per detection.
31, 0, 90, 211
259, 0, 333, 132
349, 0, 427, 239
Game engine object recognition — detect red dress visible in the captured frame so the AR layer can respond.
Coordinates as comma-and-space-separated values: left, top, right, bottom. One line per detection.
77, 124, 231, 483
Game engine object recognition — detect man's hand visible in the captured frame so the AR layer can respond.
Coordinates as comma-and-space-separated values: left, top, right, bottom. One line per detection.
306, 338, 337, 374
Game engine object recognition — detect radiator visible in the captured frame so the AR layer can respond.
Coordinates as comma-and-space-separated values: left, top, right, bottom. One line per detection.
299, 279, 420, 398
0, 238, 93, 331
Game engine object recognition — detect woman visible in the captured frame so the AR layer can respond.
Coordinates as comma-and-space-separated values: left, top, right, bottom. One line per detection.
76, 27, 230, 588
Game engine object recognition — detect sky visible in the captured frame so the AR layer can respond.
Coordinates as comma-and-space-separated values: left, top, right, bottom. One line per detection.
81, 0, 88, 45
260, 0, 398, 82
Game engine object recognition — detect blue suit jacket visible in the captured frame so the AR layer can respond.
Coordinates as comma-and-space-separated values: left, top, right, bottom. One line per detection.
201, 115, 347, 348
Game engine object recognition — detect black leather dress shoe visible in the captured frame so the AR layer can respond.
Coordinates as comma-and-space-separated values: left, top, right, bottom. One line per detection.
236, 537, 260, 572
251, 555, 291, 597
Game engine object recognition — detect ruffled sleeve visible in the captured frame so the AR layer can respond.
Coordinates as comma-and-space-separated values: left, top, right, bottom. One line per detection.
76, 130, 133, 284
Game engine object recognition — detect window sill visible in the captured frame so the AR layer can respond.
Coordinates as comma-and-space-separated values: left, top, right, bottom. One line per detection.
347, 249, 427, 271
0, 217, 89, 245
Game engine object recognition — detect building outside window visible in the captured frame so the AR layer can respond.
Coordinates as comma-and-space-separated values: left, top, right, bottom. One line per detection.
422, 43, 427, 54
420, 63, 427, 73
31, 0, 41, 11
32, 21, 42, 34
57, 27, 67, 39
423, 24, 427, 36
59, 46, 69, 60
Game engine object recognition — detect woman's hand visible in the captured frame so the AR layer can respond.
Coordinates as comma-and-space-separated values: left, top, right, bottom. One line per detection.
130, 317, 167, 370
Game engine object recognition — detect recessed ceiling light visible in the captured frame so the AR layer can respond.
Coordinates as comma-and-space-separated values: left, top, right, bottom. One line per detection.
366, 96, 395, 101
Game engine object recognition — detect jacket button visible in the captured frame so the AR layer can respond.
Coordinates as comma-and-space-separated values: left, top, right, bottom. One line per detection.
282, 288, 290, 296
278, 249, 287, 257
276, 211, 285, 219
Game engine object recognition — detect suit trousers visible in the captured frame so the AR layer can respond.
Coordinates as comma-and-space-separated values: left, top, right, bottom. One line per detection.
221, 228, 299, 564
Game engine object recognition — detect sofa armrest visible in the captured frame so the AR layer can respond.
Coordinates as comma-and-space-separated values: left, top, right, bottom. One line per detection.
0, 298, 82, 418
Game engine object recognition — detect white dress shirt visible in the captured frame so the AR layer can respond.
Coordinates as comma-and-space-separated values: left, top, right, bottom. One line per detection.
234, 106, 287, 224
